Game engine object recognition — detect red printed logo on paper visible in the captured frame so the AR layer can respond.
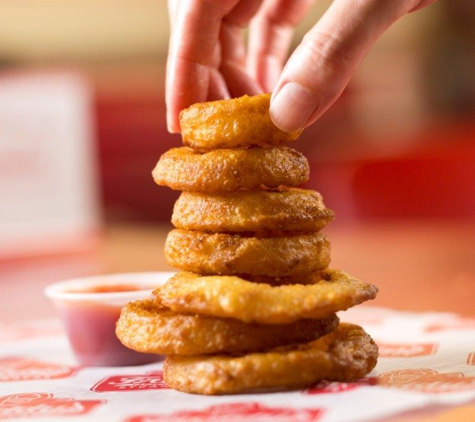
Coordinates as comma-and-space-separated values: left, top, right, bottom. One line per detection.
425, 317, 475, 332
0, 393, 104, 419
91, 371, 169, 392
0, 358, 77, 382
377, 343, 438, 358
304, 378, 375, 395
378, 369, 475, 393
125, 402, 324, 422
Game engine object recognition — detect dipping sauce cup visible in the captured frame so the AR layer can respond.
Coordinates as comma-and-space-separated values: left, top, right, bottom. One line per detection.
45, 272, 174, 367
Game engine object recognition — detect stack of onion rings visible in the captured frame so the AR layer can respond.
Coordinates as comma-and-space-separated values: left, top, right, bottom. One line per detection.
117, 93, 379, 395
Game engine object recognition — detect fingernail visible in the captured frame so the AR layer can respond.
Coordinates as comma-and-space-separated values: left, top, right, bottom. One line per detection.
270, 82, 319, 132
166, 110, 180, 134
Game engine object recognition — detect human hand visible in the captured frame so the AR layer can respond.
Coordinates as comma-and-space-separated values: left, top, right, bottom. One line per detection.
166, 0, 437, 134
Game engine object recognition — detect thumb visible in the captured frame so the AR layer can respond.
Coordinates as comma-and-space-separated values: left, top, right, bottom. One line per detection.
270, 0, 424, 132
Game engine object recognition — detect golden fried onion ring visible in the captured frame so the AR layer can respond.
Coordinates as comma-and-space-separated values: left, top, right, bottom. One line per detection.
165, 230, 331, 277
179, 94, 302, 150
154, 270, 378, 324
152, 146, 309, 192
172, 188, 335, 233
163, 323, 378, 395
116, 300, 340, 356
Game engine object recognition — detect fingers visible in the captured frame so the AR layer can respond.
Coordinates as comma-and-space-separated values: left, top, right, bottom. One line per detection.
167, 0, 437, 133
219, 0, 265, 98
247, 0, 316, 92
207, 44, 231, 102
220, 17, 263, 98
166, 0, 240, 132
269, 0, 432, 132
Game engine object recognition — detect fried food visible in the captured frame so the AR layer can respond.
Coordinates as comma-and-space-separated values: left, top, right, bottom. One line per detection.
116, 300, 340, 355
165, 230, 331, 277
172, 188, 335, 233
152, 146, 309, 192
154, 270, 378, 324
179, 94, 302, 150
124, 93, 380, 396
163, 323, 378, 395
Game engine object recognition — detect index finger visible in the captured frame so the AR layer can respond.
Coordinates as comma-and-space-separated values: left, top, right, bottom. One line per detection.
166, 0, 240, 132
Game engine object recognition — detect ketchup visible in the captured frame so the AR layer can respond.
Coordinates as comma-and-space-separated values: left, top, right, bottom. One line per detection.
67, 284, 145, 294
56, 299, 160, 367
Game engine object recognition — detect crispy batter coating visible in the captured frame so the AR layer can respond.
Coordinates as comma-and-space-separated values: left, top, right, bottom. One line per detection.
137, 94, 380, 396
154, 270, 378, 324
179, 94, 302, 150
116, 300, 339, 355
165, 230, 331, 277
163, 323, 378, 395
172, 188, 335, 233
152, 146, 309, 192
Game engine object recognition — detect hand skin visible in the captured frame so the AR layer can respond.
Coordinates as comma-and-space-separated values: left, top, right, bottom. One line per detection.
166, 0, 438, 134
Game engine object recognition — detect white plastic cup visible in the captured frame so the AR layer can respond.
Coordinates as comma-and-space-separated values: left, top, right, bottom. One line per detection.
45, 272, 174, 367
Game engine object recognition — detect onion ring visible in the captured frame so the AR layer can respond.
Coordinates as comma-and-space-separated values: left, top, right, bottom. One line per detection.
154, 270, 378, 324
165, 230, 331, 277
163, 323, 378, 395
179, 94, 302, 150
172, 188, 335, 233
152, 146, 309, 192
116, 300, 340, 355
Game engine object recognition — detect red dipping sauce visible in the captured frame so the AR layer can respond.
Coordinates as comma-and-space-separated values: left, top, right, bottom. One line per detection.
45, 272, 174, 367
68, 284, 146, 294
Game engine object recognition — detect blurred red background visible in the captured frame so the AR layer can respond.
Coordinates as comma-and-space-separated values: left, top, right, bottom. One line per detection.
0, 0, 474, 252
